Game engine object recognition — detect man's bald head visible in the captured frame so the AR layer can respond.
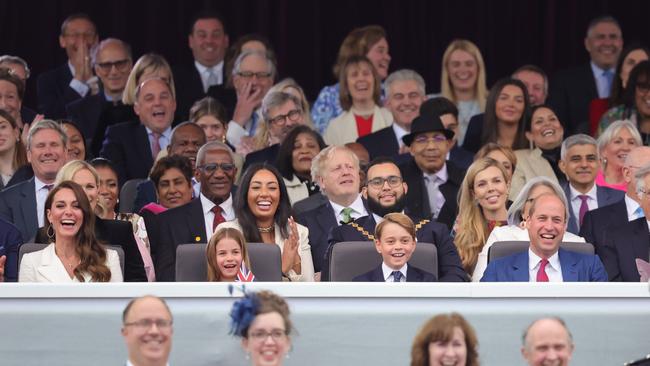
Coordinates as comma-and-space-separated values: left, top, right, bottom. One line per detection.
522, 317, 574, 366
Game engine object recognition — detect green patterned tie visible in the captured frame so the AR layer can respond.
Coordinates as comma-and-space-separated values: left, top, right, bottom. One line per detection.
341, 207, 354, 224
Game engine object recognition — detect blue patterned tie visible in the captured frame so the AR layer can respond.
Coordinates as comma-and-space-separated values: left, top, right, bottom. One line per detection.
634, 206, 645, 220
391, 271, 403, 282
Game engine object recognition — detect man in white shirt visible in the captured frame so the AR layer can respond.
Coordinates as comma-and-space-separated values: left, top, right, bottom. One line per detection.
558, 134, 624, 234
122, 295, 173, 366
521, 317, 574, 366
481, 193, 607, 282
0, 120, 67, 241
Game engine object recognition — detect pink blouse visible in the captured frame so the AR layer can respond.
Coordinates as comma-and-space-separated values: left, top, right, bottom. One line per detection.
595, 170, 627, 192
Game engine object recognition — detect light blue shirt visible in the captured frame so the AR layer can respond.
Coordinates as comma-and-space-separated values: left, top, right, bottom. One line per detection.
381, 262, 407, 282
590, 62, 615, 99
67, 62, 90, 97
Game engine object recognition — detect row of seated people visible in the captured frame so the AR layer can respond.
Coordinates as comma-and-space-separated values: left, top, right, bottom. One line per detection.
1, 110, 648, 283
2, 13, 650, 192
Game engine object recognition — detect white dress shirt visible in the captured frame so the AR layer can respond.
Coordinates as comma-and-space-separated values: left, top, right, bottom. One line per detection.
423, 164, 448, 219
569, 183, 598, 229
391, 123, 409, 149
34, 176, 52, 227
329, 194, 367, 225
625, 194, 643, 221
382, 262, 407, 282
590, 62, 615, 99
528, 248, 563, 282
200, 193, 235, 238
194, 60, 224, 92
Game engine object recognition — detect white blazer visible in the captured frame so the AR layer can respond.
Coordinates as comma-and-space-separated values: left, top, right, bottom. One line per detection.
283, 175, 309, 206
216, 220, 315, 282
323, 106, 393, 146
19, 243, 123, 282
471, 225, 586, 282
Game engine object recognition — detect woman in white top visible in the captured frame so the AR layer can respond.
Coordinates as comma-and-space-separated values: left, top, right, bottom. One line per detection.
19, 181, 122, 282
216, 164, 314, 282
472, 177, 585, 281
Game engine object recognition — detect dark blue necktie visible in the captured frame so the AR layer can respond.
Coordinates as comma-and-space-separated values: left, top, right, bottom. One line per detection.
391, 271, 403, 282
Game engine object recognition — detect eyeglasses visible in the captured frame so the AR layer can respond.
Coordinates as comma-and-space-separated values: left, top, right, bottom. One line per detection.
249, 329, 287, 341
95, 59, 131, 73
413, 134, 447, 145
197, 162, 235, 174
124, 318, 173, 331
367, 175, 403, 189
268, 109, 302, 125
237, 71, 272, 80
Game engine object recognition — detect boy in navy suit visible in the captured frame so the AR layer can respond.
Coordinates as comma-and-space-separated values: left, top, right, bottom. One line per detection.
353, 212, 436, 282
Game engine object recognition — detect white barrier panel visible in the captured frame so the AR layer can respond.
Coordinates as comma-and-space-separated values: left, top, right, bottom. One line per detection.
0, 282, 648, 366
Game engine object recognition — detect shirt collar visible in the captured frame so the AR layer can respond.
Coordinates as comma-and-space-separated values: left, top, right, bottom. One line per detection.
590, 61, 615, 76
145, 126, 172, 139
528, 248, 560, 272
625, 194, 641, 219
391, 123, 409, 146
422, 163, 448, 183
329, 194, 365, 216
195, 60, 224, 76
34, 176, 52, 190
381, 262, 407, 281
200, 192, 233, 216
569, 183, 597, 201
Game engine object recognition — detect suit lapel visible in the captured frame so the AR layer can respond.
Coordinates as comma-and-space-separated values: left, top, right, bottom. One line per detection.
562, 183, 579, 234
316, 202, 337, 235
21, 178, 38, 238
36, 244, 74, 282
135, 124, 154, 171
512, 251, 530, 281
370, 266, 385, 282
631, 219, 650, 261
406, 265, 422, 282
559, 248, 578, 281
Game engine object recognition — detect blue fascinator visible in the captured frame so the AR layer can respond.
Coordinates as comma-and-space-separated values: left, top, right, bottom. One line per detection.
228, 284, 259, 337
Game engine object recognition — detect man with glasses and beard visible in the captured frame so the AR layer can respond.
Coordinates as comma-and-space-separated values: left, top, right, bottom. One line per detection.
325, 157, 467, 281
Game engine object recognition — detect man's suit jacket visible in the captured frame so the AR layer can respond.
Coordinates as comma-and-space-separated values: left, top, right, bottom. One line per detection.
548, 63, 599, 135
480, 248, 608, 282
327, 214, 467, 282
356, 126, 400, 160
99, 120, 154, 185
293, 192, 328, 216
243, 144, 280, 172
172, 63, 236, 121
19, 243, 122, 282
37, 63, 83, 119
0, 177, 38, 241
353, 263, 437, 282
2, 164, 33, 190
461, 113, 484, 154
600, 217, 649, 282
579, 199, 628, 256
149, 198, 207, 281
34, 216, 147, 282
562, 183, 625, 235
294, 199, 339, 273
399, 159, 464, 230
0, 218, 23, 282
65, 92, 104, 142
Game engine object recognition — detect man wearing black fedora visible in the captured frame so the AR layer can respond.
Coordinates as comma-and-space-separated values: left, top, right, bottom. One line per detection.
399, 114, 465, 230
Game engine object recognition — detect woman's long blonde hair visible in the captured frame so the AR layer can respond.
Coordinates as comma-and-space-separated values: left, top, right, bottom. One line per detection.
440, 39, 487, 112
454, 157, 509, 273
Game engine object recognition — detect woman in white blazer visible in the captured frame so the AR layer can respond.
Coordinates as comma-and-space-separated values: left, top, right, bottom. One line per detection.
324, 55, 392, 146
216, 164, 314, 282
19, 181, 123, 282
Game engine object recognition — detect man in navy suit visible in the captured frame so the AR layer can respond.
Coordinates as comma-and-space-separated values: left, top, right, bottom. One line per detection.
580, 146, 650, 255
0, 218, 22, 282
357, 69, 426, 160
149, 141, 237, 281
482, 193, 607, 282
558, 134, 624, 234
547, 16, 623, 135
599, 165, 650, 282
37, 14, 98, 119
0, 120, 67, 241
173, 11, 235, 121
294, 146, 368, 274
353, 213, 436, 282
328, 157, 466, 282
100, 77, 176, 185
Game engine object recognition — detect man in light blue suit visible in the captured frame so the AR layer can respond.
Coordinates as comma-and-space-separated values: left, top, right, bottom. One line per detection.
558, 134, 624, 234
481, 193, 607, 282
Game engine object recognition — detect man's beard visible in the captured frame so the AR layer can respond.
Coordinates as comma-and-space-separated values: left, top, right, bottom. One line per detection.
367, 193, 407, 218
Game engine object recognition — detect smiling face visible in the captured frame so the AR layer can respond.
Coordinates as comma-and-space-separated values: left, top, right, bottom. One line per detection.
47, 188, 84, 240
58, 18, 97, 61
366, 37, 391, 80
233, 54, 273, 105
27, 128, 66, 183
157, 167, 192, 209
375, 221, 416, 270
472, 166, 508, 215
634, 76, 650, 119
197, 148, 236, 204
96, 166, 118, 214
522, 185, 555, 221
122, 297, 173, 366
514, 70, 547, 106
94, 41, 132, 96
559, 143, 599, 190
0, 115, 19, 154
428, 326, 468, 366
72, 168, 99, 210
495, 84, 525, 124
168, 124, 206, 167
134, 78, 176, 134
291, 132, 320, 177
318, 149, 360, 201
621, 49, 649, 88
363, 162, 408, 215
62, 123, 85, 161
584, 21, 623, 70
189, 18, 229, 67
214, 237, 243, 281
447, 49, 478, 93
346, 61, 375, 105
602, 127, 639, 170
0, 80, 21, 122
522, 319, 574, 366
195, 115, 226, 142
267, 99, 304, 143
242, 312, 291, 366
410, 132, 451, 174
526, 107, 564, 150
385, 79, 425, 129
526, 194, 566, 259
247, 169, 280, 224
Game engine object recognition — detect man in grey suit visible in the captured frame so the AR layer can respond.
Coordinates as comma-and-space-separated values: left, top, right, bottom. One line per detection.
0, 120, 67, 241
122, 295, 173, 366
558, 134, 624, 234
